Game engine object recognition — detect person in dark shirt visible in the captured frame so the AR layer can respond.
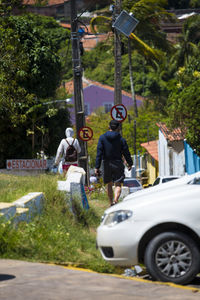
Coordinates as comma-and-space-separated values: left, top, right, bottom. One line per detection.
95, 120, 133, 206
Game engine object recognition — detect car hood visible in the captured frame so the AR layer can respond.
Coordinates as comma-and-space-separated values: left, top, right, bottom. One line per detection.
104, 183, 198, 216
102, 172, 200, 215
123, 171, 200, 202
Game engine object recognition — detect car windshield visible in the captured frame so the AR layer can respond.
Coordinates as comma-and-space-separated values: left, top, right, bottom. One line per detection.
188, 177, 200, 185
124, 180, 140, 187
153, 178, 160, 186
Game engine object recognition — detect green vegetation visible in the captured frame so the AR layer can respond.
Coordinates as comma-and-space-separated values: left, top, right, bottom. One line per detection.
0, 173, 118, 273
83, 2, 200, 156
0, 13, 72, 167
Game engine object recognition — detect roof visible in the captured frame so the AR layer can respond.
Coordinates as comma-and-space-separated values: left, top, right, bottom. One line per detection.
65, 78, 146, 101
156, 123, 185, 142
23, 0, 67, 5
141, 140, 158, 161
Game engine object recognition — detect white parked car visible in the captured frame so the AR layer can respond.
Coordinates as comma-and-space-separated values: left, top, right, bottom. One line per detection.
97, 172, 200, 285
152, 175, 180, 186
123, 178, 143, 194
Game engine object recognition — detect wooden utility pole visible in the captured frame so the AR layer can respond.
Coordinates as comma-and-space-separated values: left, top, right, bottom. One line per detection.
113, 0, 122, 105
128, 38, 138, 118
70, 0, 88, 182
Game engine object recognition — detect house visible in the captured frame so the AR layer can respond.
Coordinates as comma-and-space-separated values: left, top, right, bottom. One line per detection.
141, 140, 159, 185
161, 8, 200, 43
20, 0, 85, 19
156, 122, 185, 177
184, 140, 200, 174
65, 78, 144, 124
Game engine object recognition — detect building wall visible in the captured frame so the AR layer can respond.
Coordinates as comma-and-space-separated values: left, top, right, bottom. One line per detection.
69, 85, 143, 124
147, 154, 158, 185
158, 130, 185, 176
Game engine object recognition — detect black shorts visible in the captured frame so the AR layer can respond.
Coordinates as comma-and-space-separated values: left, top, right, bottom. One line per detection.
102, 160, 125, 184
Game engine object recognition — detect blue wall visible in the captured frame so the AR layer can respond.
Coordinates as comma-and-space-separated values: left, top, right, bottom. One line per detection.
184, 141, 200, 174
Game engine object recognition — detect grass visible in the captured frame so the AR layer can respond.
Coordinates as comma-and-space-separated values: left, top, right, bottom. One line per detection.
0, 173, 122, 274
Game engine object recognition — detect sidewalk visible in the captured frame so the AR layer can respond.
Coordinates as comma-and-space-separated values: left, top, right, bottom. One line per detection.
0, 259, 199, 300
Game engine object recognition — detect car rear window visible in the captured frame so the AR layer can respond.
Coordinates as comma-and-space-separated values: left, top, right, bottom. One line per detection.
124, 180, 140, 187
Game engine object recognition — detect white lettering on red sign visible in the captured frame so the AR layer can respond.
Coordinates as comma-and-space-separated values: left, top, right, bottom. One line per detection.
6, 160, 47, 170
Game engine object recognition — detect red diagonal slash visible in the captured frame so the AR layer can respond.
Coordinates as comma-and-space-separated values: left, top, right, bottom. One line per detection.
115, 106, 125, 120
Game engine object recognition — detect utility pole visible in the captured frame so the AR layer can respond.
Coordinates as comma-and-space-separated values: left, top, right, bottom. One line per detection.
113, 0, 122, 105
128, 38, 138, 118
70, 0, 88, 183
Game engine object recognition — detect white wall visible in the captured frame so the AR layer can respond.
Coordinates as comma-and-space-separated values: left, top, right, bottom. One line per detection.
158, 130, 185, 176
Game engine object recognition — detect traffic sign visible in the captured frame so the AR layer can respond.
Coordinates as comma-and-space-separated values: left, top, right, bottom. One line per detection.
110, 104, 127, 122
78, 126, 93, 141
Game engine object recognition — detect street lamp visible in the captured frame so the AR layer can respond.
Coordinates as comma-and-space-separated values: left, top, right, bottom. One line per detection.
112, 10, 139, 37
43, 98, 72, 105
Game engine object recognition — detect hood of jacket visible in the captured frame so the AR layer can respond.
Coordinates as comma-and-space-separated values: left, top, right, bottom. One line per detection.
65, 128, 74, 138
104, 131, 121, 140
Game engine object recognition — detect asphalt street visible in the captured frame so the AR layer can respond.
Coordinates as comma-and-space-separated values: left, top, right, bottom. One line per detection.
0, 259, 200, 300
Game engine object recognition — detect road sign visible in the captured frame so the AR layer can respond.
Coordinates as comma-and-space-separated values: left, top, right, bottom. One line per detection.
78, 126, 93, 141
111, 104, 127, 122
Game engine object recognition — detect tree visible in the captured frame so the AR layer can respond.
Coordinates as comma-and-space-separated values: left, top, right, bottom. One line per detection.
0, 13, 71, 165
122, 0, 174, 52
171, 15, 200, 68
0, 0, 23, 16
167, 0, 190, 9
0, 14, 70, 121
167, 58, 200, 155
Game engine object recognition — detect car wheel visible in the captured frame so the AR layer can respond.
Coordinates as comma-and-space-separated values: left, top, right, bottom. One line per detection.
144, 231, 200, 284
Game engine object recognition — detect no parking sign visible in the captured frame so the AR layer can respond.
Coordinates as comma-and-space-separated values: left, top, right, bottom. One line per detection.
78, 126, 93, 141
111, 104, 127, 123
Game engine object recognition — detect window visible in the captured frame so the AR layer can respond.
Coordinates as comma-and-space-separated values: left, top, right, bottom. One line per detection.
189, 177, 200, 185
104, 103, 112, 113
153, 177, 160, 186
124, 179, 140, 188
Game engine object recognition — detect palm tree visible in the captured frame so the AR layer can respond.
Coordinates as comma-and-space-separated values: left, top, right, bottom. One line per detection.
171, 14, 200, 67
89, 0, 172, 117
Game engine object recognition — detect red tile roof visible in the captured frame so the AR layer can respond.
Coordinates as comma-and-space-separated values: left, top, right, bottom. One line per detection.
23, 0, 67, 5
156, 122, 185, 141
141, 140, 158, 161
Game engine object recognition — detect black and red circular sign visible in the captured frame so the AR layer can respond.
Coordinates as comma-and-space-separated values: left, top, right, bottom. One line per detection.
110, 104, 127, 123
78, 126, 93, 141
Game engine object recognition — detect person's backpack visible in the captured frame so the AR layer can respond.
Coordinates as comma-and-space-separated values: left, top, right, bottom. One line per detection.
65, 139, 77, 162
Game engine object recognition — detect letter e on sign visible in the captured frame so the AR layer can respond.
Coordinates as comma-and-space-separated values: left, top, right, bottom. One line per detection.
78, 126, 93, 141
111, 104, 127, 123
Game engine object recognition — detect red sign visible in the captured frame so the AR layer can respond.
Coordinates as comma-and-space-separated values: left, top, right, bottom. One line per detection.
6, 159, 47, 170
111, 104, 127, 122
78, 126, 93, 141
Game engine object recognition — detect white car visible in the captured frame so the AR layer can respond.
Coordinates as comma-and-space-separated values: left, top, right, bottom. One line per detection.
123, 178, 143, 194
152, 175, 180, 186
97, 172, 200, 285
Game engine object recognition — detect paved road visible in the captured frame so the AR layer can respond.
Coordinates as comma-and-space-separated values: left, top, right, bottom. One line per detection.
0, 259, 200, 300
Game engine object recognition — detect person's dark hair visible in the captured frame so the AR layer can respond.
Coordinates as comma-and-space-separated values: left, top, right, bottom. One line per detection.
109, 120, 120, 130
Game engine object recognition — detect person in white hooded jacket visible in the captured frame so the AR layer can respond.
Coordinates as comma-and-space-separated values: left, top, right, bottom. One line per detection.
54, 127, 81, 174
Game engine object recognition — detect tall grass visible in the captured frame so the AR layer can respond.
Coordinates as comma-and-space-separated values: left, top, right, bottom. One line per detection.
0, 173, 119, 274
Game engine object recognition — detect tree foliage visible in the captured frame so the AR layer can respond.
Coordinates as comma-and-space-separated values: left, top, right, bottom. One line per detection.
167, 58, 200, 155
0, 13, 71, 166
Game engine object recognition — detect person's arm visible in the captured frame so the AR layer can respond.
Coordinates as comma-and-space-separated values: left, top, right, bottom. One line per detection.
121, 138, 133, 169
74, 139, 81, 154
54, 140, 64, 166
95, 136, 103, 175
